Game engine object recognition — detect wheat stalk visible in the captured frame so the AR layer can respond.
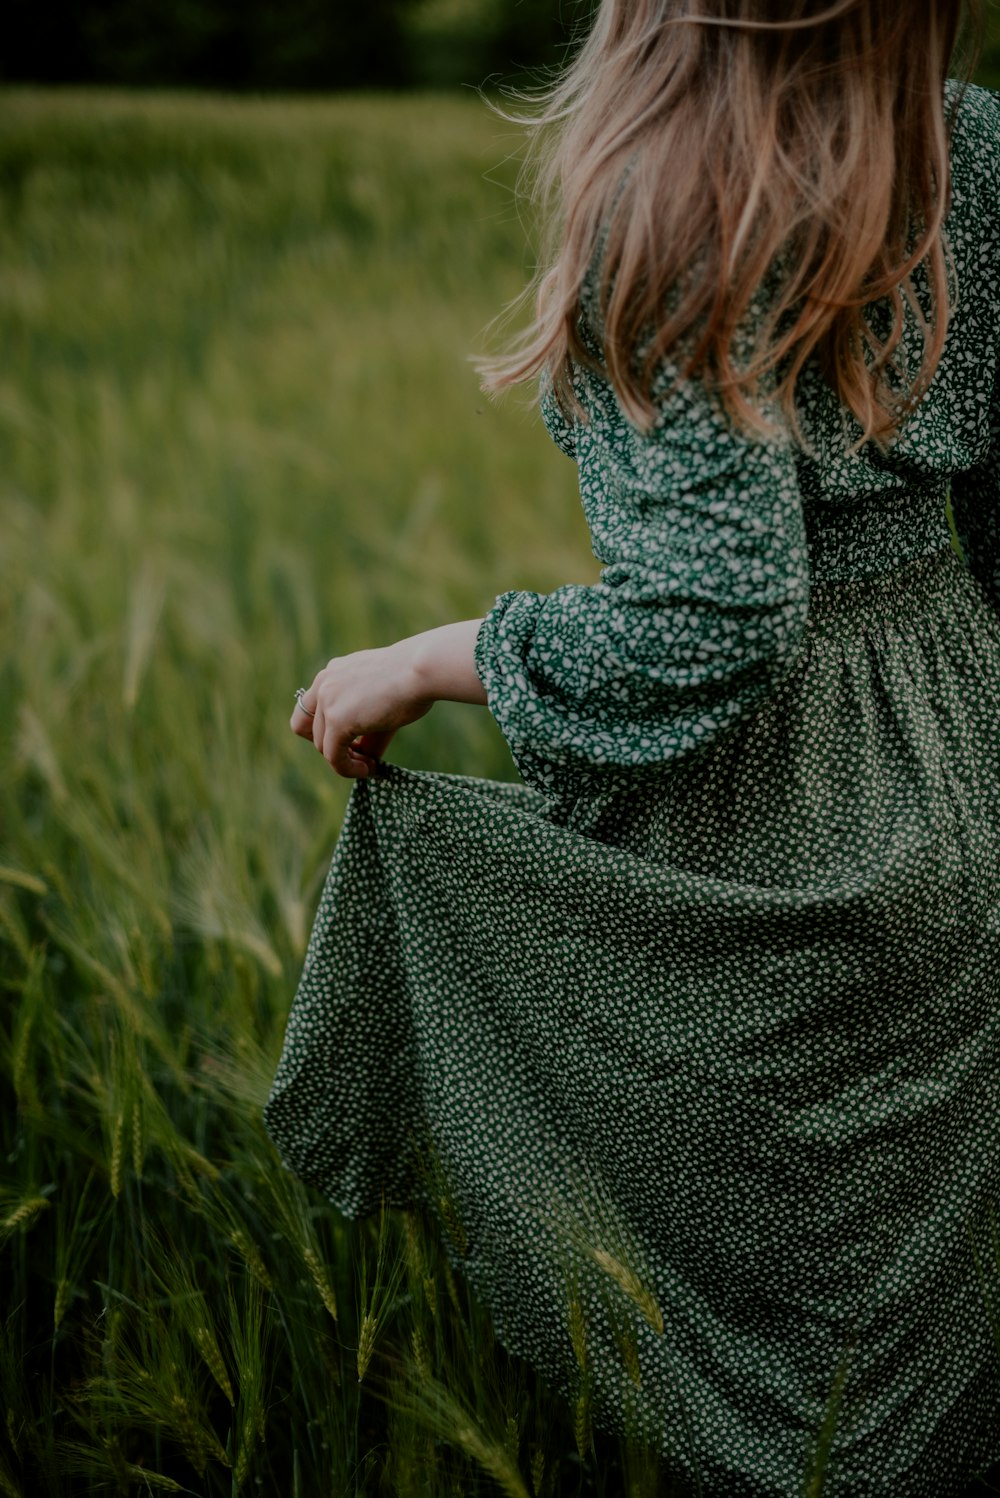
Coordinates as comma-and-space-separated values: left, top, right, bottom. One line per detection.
301, 1246, 338, 1322
123, 1466, 184, 1492
410, 1326, 432, 1383
530, 1445, 545, 1498
53, 1278, 70, 1331
109, 1112, 124, 1199
227, 1228, 273, 1292
612, 1312, 642, 1389
590, 1248, 664, 1336
11, 1014, 32, 1108
2, 1197, 49, 1241
131, 1098, 144, 1179
354, 1196, 406, 1385
194, 1324, 235, 1405
389, 1368, 531, 1498
569, 1293, 588, 1372
356, 1312, 377, 1383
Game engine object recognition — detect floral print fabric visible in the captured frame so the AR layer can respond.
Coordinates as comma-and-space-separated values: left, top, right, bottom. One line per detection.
265, 82, 1000, 1495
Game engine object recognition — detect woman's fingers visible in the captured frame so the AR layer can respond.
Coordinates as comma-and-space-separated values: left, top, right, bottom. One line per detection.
346, 745, 375, 778
312, 702, 327, 755
321, 720, 374, 778
352, 729, 396, 759
290, 692, 318, 739
289, 684, 370, 776
289, 648, 416, 777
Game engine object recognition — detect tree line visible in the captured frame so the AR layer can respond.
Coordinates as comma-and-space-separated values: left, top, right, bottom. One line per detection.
4, 2, 998, 95
3, 0, 598, 91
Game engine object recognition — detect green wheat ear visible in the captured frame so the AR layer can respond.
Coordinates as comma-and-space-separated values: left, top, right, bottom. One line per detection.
401, 1207, 439, 1318
9, 947, 45, 1114
382, 1361, 532, 1498
225, 1223, 274, 1292
355, 1194, 407, 1384
142, 1229, 237, 1407
238, 1132, 340, 1311
52, 1170, 110, 1331
409, 1129, 471, 1259
226, 1273, 272, 1490
607, 1297, 643, 1388
529, 1161, 710, 1495
533, 1159, 666, 1337
0, 1195, 50, 1244
529, 1443, 546, 1498
67, 1279, 234, 1484
568, 1288, 588, 1373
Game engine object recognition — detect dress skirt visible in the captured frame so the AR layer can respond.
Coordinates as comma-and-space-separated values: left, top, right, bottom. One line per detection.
264, 544, 1000, 1497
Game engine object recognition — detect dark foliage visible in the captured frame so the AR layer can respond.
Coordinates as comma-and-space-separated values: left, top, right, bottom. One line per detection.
3, 0, 418, 90
1, 0, 600, 90
4, 1, 996, 93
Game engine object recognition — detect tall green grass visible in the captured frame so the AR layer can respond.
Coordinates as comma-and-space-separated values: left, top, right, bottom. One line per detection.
0, 85, 680, 1498
1, 87, 998, 1498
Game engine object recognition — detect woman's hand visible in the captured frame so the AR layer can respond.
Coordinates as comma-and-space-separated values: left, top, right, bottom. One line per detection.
290, 639, 433, 779
290, 619, 487, 779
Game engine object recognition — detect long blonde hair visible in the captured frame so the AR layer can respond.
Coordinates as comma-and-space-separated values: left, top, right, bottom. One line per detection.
481, 0, 982, 448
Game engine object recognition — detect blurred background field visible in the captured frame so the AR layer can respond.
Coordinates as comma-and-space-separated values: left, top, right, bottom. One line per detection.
0, 82, 614, 1498
4, 6, 1000, 1497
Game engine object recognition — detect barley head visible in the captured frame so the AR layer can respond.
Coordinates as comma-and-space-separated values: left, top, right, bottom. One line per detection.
503, 1413, 519, 1464
357, 1312, 377, 1383
123, 1467, 183, 1493
590, 1249, 664, 1336
131, 1098, 144, 1179
194, 1325, 234, 1405
12, 1014, 33, 1110
438, 1193, 467, 1259
410, 1326, 432, 1384
530, 1445, 545, 1498
227, 1229, 273, 1292
615, 1316, 642, 1389
568, 1295, 587, 1373
109, 1112, 124, 1199
170, 1394, 208, 1477
302, 1246, 338, 1322
402, 1210, 424, 1281
54, 1277, 70, 1330
2, 1197, 49, 1239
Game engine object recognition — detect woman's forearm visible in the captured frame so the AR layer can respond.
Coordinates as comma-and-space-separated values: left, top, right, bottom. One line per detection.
404, 618, 488, 706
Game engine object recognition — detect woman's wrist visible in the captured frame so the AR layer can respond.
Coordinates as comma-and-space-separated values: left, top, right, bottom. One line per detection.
402, 619, 488, 706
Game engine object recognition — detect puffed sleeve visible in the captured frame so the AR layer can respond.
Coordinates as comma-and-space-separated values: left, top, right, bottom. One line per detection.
474, 360, 811, 801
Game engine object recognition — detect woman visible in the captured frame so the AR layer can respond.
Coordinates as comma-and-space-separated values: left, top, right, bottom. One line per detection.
264, 2, 1000, 1492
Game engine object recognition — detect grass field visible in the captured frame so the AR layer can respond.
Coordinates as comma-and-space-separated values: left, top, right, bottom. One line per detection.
2, 85, 1000, 1497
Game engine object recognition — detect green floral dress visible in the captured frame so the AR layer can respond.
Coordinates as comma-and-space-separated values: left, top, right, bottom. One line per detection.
265, 82, 1000, 1497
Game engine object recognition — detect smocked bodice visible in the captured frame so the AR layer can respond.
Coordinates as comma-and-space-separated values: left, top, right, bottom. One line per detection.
476, 82, 1000, 802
